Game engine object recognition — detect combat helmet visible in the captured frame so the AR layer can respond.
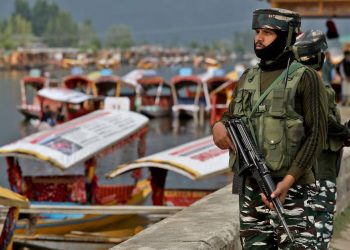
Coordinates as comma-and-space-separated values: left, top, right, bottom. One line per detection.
252, 8, 301, 50
293, 29, 328, 70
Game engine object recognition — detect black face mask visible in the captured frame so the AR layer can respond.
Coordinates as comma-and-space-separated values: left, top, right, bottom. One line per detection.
254, 31, 287, 61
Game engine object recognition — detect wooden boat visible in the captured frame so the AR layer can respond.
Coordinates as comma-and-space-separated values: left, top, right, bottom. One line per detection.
107, 136, 231, 206
0, 110, 152, 248
170, 68, 210, 120
17, 75, 47, 119
121, 69, 159, 111
92, 75, 119, 98
198, 67, 239, 125
206, 76, 236, 125
0, 186, 29, 250
90, 69, 137, 110
136, 57, 159, 70
62, 69, 91, 94
137, 75, 173, 118
36, 87, 100, 124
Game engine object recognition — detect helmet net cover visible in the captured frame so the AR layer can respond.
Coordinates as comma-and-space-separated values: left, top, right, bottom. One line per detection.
252, 8, 301, 33
293, 29, 328, 61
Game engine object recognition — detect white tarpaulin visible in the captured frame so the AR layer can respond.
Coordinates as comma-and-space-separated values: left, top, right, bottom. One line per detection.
107, 136, 229, 180
0, 110, 149, 170
122, 69, 157, 87
38, 87, 93, 103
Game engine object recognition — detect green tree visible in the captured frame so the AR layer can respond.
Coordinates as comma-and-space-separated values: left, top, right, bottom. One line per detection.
43, 10, 78, 47
189, 41, 199, 49
0, 15, 32, 49
78, 19, 100, 50
233, 30, 254, 56
10, 14, 32, 47
105, 25, 133, 49
0, 20, 15, 49
31, 0, 59, 36
13, 0, 31, 21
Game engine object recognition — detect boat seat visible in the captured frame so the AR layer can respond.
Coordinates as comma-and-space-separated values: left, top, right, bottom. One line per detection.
24, 175, 87, 203
93, 185, 135, 205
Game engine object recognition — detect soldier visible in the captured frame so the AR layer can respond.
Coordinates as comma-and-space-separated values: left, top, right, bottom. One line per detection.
212, 8, 328, 249
293, 29, 350, 249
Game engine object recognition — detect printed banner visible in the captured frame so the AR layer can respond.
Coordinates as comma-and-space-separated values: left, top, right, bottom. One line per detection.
0, 110, 149, 170
108, 136, 229, 180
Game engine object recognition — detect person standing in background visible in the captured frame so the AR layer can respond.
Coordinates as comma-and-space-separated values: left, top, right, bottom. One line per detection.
322, 51, 335, 86
293, 29, 350, 249
326, 19, 339, 40
339, 50, 350, 106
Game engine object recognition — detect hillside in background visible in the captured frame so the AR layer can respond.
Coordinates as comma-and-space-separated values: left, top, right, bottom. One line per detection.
0, 0, 347, 44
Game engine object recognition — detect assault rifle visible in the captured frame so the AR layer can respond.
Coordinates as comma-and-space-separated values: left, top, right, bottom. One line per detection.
225, 118, 294, 243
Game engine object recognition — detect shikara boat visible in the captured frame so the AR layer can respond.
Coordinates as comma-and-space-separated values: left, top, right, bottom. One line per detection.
137, 75, 173, 118
107, 136, 231, 206
209, 79, 236, 125
121, 69, 159, 111
0, 110, 153, 249
0, 186, 29, 250
36, 87, 99, 124
170, 68, 210, 120
90, 69, 137, 110
136, 57, 159, 70
17, 74, 47, 119
203, 70, 237, 125
62, 68, 91, 94
198, 67, 239, 125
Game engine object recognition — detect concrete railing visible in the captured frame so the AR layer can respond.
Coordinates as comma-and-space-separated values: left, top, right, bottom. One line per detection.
111, 185, 242, 250
111, 148, 350, 250
335, 147, 350, 213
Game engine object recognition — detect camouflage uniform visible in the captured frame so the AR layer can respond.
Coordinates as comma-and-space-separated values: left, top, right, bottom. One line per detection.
239, 179, 317, 249
314, 86, 341, 249
293, 29, 346, 249
315, 85, 340, 249
314, 179, 337, 249
219, 9, 327, 249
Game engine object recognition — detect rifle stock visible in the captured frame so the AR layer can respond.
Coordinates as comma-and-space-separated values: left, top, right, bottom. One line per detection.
225, 118, 294, 243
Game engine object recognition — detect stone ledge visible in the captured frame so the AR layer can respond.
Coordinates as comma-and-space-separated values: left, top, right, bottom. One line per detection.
111, 148, 350, 250
110, 185, 241, 250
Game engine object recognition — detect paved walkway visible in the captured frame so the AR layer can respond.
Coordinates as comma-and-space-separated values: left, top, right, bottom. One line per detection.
330, 107, 350, 250
331, 226, 350, 250
339, 106, 350, 123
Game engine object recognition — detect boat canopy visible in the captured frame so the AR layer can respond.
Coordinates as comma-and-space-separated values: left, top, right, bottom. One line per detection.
122, 69, 157, 87
0, 186, 29, 208
37, 87, 93, 104
94, 75, 120, 85
107, 136, 229, 180
171, 76, 202, 86
137, 76, 166, 86
0, 110, 149, 170
198, 68, 226, 83
62, 75, 90, 89
22, 76, 46, 87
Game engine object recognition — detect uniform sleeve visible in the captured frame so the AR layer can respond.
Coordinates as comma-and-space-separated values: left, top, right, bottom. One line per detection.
287, 68, 328, 181
328, 115, 350, 137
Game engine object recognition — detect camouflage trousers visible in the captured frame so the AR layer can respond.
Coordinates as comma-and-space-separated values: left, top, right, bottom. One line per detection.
239, 181, 317, 249
314, 179, 337, 250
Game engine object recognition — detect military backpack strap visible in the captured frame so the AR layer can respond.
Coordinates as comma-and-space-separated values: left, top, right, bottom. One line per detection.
249, 61, 303, 119
245, 70, 288, 143
269, 61, 306, 116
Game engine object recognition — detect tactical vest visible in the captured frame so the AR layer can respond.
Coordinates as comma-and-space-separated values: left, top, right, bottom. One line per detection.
233, 61, 307, 171
325, 85, 343, 152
